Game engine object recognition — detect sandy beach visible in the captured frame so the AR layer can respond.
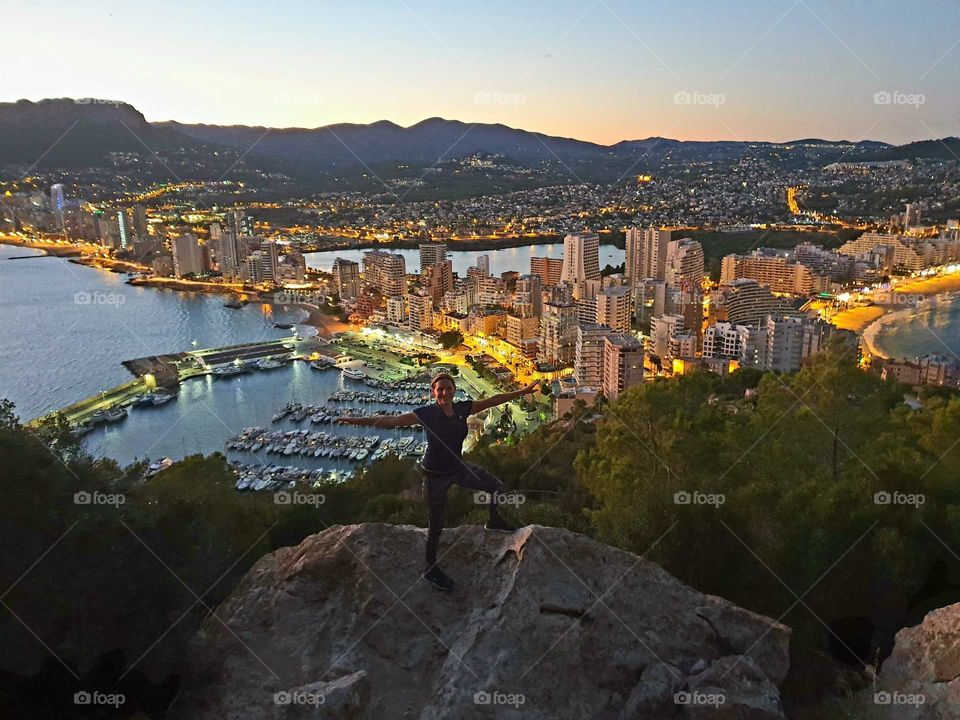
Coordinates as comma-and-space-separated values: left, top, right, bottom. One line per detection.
830, 269, 960, 360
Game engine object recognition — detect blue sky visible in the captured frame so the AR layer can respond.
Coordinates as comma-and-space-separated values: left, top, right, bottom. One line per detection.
5, 0, 959, 143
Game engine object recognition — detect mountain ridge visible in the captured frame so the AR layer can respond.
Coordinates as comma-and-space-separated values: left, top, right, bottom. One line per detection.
5, 98, 956, 187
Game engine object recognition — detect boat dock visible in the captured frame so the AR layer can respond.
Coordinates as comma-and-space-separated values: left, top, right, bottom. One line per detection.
28, 337, 323, 429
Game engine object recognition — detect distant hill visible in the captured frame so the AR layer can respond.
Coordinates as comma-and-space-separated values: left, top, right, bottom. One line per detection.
0, 99, 203, 169
6, 98, 955, 187
162, 116, 608, 169
865, 136, 960, 161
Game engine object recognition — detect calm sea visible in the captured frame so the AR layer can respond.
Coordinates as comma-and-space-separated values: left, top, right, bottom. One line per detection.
870, 294, 960, 361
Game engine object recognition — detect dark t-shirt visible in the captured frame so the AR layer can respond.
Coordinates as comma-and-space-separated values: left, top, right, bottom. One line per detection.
413, 400, 473, 474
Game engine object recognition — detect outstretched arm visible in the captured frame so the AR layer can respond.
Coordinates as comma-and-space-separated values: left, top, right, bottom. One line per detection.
340, 412, 420, 429
471, 381, 539, 414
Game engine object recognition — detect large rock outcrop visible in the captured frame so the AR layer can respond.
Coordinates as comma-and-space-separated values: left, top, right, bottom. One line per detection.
873, 601, 960, 719
169, 524, 790, 719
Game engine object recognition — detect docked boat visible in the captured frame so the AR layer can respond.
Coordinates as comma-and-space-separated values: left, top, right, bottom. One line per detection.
151, 392, 176, 406
342, 367, 366, 380
310, 358, 334, 370
256, 357, 285, 370
102, 406, 128, 423
224, 298, 247, 309
212, 364, 249, 378
145, 457, 173, 477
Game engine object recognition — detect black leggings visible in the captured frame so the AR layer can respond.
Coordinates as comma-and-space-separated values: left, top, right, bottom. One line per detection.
423, 462, 503, 570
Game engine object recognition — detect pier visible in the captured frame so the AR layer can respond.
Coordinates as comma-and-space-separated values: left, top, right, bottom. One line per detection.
29, 336, 323, 429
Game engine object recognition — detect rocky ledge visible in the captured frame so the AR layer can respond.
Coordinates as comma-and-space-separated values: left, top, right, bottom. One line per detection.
169, 523, 791, 719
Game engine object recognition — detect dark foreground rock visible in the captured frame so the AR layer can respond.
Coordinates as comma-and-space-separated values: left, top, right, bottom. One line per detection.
873, 601, 960, 719
169, 523, 790, 719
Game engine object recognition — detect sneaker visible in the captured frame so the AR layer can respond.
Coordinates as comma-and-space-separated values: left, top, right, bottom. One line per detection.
421, 566, 455, 592
484, 516, 518, 533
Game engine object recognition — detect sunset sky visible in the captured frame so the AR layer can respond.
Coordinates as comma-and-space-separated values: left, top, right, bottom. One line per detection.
6, 0, 959, 144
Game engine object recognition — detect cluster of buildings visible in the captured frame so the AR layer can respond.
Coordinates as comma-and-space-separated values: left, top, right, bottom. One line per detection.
329, 226, 858, 408
880, 354, 960, 389
3, 184, 157, 254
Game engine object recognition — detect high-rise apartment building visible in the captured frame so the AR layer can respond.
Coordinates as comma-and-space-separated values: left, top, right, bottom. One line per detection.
720, 249, 827, 296
560, 233, 600, 285
625, 227, 672, 283
363, 250, 407, 296
539, 302, 579, 365
333, 258, 361, 299
172, 233, 205, 278
530, 256, 563, 287
602, 334, 644, 400
419, 242, 447, 271
664, 238, 705, 288
575, 323, 614, 386
595, 286, 632, 333
513, 274, 543, 318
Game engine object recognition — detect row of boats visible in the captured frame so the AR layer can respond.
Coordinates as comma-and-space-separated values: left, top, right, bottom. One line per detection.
75, 389, 179, 434
231, 463, 352, 492
209, 356, 289, 377
270, 403, 411, 425
326, 388, 435, 405
225, 427, 428, 461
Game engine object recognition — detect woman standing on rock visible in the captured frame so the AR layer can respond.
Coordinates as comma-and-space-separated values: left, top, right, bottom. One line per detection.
342, 372, 539, 591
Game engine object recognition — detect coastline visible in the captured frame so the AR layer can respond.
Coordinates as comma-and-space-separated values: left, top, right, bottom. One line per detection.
833, 270, 960, 361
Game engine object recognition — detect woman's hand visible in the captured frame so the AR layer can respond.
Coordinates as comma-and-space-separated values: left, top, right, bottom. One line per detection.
519, 381, 540, 396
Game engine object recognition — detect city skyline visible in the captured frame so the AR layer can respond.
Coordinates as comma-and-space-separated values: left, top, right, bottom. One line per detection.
5, 0, 959, 145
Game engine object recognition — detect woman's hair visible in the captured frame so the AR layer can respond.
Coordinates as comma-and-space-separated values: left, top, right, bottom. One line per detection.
430, 372, 456, 391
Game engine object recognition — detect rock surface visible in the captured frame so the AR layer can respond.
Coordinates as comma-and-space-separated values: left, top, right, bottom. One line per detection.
169, 523, 790, 719
874, 601, 960, 719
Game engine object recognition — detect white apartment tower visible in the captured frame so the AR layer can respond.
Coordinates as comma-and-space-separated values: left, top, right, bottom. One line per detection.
560, 233, 601, 286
